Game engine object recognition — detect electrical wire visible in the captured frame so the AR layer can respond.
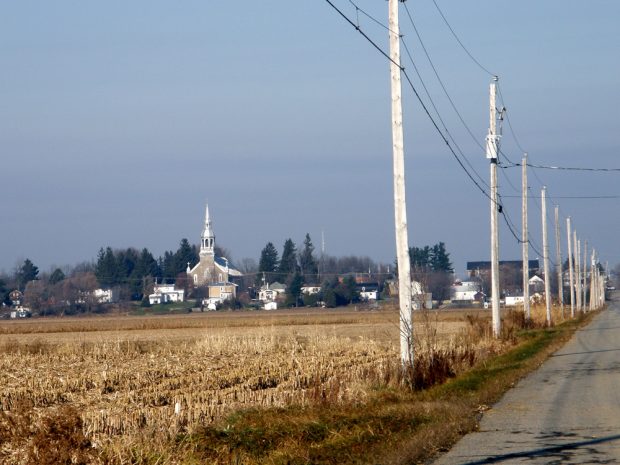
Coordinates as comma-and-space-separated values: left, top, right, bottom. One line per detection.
325, 0, 531, 257
324, 0, 573, 260
504, 194, 620, 200
429, 0, 496, 77
324, 0, 493, 203
503, 161, 620, 172
496, 83, 528, 156
402, 2, 486, 153
346, 0, 490, 189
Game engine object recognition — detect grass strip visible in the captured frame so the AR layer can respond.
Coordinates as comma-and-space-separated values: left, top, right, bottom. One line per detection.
155, 311, 597, 465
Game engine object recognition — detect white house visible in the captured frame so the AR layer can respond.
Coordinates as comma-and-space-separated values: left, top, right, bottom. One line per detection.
357, 283, 379, 301
258, 282, 287, 303
451, 281, 482, 302
529, 275, 545, 293
93, 288, 119, 304
149, 284, 185, 305
301, 286, 321, 295
264, 301, 278, 310
505, 295, 525, 307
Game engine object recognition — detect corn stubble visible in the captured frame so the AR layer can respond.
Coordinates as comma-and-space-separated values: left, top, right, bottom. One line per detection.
0, 306, 553, 463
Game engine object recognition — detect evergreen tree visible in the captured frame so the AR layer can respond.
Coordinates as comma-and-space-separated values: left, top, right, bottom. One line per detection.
161, 251, 177, 283
409, 246, 432, 271
285, 271, 304, 307
430, 242, 453, 272
256, 242, 279, 286
130, 248, 161, 298
0, 278, 10, 306
95, 247, 117, 288
116, 248, 138, 282
299, 234, 318, 281
175, 238, 199, 274
48, 268, 66, 285
337, 275, 360, 304
278, 239, 298, 280
16, 259, 39, 291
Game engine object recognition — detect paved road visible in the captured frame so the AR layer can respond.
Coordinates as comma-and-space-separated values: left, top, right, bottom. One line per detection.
433, 294, 620, 465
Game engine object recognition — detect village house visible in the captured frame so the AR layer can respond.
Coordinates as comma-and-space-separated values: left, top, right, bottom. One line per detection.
258, 282, 287, 303
357, 282, 379, 301
451, 280, 484, 304
301, 285, 321, 295
148, 284, 185, 305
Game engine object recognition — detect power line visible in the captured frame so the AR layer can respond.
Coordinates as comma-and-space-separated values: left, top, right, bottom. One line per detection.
429, 0, 496, 77
324, 1, 555, 261
496, 83, 527, 155
402, 3, 486, 153
503, 161, 620, 172
339, 0, 492, 190
504, 194, 620, 200
324, 0, 494, 203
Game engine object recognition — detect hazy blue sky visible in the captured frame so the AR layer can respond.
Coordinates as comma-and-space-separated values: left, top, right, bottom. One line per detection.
1, 1, 619, 276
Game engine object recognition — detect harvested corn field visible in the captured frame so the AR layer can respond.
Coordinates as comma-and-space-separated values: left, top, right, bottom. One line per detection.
0, 306, 498, 463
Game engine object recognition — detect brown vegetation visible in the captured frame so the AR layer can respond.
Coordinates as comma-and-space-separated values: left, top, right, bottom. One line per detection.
0, 303, 583, 464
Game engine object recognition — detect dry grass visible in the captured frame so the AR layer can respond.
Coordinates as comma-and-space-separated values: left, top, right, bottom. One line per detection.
0, 303, 577, 464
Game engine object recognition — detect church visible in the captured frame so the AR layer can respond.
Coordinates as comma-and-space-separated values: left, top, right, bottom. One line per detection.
186, 204, 242, 300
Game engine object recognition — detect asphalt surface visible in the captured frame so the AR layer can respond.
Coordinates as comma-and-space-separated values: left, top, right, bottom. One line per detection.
433, 294, 620, 465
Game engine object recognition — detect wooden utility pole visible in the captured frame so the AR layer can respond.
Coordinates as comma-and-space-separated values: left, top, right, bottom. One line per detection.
589, 249, 596, 311
582, 240, 588, 312
541, 187, 552, 326
388, 0, 413, 367
554, 205, 564, 317
575, 236, 581, 312
522, 155, 530, 319
566, 217, 575, 318
486, 77, 501, 338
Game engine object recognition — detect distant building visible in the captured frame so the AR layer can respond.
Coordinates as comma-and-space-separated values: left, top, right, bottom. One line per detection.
467, 260, 540, 279
258, 282, 287, 303
264, 301, 278, 310
505, 295, 525, 307
357, 283, 379, 301
301, 286, 321, 295
528, 275, 545, 293
186, 204, 243, 287
9, 290, 22, 306
451, 280, 483, 303
207, 282, 238, 302
10, 306, 31, 318
93, 288, 119, 304
149, 284, 185, 305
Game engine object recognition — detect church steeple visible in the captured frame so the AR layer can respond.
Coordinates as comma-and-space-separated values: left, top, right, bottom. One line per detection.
200, 203, 215, 256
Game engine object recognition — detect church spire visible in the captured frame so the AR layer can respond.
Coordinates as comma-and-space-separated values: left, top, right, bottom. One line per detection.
200, 202, 215, 256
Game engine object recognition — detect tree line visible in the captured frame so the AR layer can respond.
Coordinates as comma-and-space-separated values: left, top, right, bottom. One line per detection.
1, 237, 457, 313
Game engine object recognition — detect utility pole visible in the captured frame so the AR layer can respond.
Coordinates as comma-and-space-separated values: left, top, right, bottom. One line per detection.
554, 205, 564, 318
486, 77, 502, 338
589, 249, 596, 311
582, 240, 588, 312
388, 0, 413, 368
566, 217, 575, 318
575, 236, 581, 312
522, 154, 530, 319
541, 187, 552, 326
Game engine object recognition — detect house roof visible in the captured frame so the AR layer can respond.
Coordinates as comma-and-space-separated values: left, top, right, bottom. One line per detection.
208, 281, 238, 287
214, 256, 243, 277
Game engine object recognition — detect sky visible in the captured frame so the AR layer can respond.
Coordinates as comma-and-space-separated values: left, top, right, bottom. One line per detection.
1, 1, 619, 277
